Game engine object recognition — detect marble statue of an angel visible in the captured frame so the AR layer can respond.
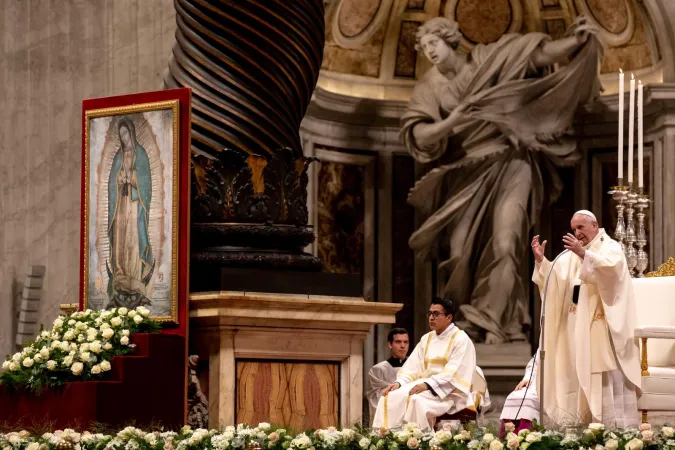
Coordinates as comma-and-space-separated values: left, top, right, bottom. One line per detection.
401, 16, 602, 343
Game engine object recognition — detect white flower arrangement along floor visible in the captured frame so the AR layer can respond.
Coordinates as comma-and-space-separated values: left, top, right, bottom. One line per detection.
1, 306, 161, 392
1, 422, 674, 450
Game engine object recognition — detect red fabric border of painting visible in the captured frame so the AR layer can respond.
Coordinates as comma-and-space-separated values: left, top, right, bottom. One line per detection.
79, 88, 191, 339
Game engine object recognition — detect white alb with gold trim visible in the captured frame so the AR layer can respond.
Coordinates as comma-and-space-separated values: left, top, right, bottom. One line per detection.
372, 323, 476, 430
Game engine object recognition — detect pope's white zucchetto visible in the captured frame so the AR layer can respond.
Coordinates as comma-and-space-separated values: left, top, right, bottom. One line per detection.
574, 210, 597, 222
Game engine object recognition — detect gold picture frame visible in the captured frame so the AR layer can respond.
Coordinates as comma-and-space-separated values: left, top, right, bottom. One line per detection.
80, 89, 191, 328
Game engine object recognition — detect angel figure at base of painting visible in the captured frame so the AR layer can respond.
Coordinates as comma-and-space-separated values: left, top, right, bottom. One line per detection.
106, 118, 155, 309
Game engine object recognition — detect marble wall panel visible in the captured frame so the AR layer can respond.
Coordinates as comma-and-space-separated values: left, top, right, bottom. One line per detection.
316, 161, 366, 274
0, 0, 175, 358
235, 361, 339, 429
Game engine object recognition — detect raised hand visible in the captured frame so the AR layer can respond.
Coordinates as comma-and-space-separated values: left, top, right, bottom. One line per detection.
562, 233, 585, 258
531, 235, 547, 263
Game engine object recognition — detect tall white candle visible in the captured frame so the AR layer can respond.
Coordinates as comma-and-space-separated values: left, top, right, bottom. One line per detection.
638, 80, 644, 188
618, 70, 624, 183
628, 73, 635, 185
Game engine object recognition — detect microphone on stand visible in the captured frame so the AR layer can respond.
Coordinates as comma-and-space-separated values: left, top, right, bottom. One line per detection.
515, 248, 569, 425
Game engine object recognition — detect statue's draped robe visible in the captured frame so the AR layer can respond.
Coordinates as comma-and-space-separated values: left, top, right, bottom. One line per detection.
372, 324, 476, 429
500, 351, 540, 422
367, 358, 406, 424
108, 140, 154, 302
533, 229, 641, 426
401, 30, 602, 341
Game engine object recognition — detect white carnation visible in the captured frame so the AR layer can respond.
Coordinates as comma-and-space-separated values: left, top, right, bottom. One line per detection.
39, 347, 50, 358
110, 317, 123, 327
1, 360, 9, 369
134, 315, 143, 324
9, 362, 19, 371
47, 360, 57, 371
120, 336, 130, 345
662, 427, 675, 438
60, 341, 70, 351
103, 342, 113, 350
22, 357, 34, 368
138, 306, 150, 317
79, 351, 91, 362
359, 438, 370, 449
100, 360, 112, 371
118, 307, 129, 316
91, 365, 102, 375
63, 330, 75, 341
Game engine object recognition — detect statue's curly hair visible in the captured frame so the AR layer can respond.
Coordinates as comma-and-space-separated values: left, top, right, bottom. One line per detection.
415, 17, 463, 52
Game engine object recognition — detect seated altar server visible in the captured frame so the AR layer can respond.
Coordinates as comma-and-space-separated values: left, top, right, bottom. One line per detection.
366, 328, 410, 423
499, 350, 539, 436
532, 210, 641, 427
372, 297, 476, 430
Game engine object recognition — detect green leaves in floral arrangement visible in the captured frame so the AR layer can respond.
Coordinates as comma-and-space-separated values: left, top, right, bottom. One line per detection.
0, 307, 160, 393
2, 423, 675, 450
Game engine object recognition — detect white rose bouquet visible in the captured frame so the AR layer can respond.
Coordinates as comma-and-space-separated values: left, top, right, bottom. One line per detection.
1, 307, 159, 392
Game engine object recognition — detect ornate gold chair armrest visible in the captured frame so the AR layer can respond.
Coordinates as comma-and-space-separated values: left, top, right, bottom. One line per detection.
634, 326, 675, 376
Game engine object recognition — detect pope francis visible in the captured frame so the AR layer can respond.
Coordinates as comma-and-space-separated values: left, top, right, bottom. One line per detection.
372, 297, 476, 430
532, 210, 641, 427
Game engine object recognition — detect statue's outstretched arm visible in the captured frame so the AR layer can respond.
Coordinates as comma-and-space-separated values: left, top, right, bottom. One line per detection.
412, 103, 471, 148
531, 21, 597, 68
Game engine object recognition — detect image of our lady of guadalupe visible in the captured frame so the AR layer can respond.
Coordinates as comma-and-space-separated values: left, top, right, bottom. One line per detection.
106, 118, 155, 309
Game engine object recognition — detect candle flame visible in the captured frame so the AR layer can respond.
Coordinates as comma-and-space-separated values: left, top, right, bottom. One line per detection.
620, 68, 623, 74
631, 73, 635, 80
639, 80, 643, 85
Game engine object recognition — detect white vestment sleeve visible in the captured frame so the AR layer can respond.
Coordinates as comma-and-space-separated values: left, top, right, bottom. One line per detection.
425, 332, 476, 399
523, 356, 535, 382
396, 335, 427, 385
367, 365, 393, 414
532, 257, 553, 288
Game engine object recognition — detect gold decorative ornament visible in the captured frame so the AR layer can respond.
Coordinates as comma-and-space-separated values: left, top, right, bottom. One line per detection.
59, 303, 78, 315
645, 257, 675, 277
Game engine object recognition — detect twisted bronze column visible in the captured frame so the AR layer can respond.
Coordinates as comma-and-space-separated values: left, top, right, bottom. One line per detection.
165, 0, 324, 273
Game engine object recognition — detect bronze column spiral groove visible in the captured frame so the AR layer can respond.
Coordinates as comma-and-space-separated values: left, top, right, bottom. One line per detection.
165, 0, 324, 273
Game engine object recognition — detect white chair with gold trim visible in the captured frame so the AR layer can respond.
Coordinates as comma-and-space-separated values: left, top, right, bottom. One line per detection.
633, 258, 675, 423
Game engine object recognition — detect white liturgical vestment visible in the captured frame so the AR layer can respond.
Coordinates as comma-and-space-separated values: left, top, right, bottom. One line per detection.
500, 351, 539, 422
533, 228, 641, 427
367, 358, 407, 423
372, 323, 476, 430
